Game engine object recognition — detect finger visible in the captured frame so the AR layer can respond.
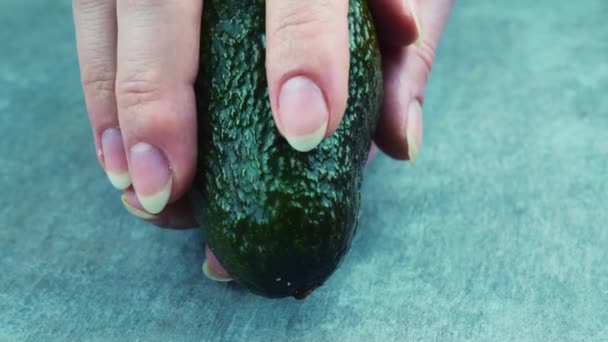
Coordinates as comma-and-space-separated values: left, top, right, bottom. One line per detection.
368, 0, 420, 47
374, 0, 454, 162
202, 245, 232, 282
121, 188, 198, 229
115, 0, 202, 214
266, 0, 350, 152
365, 142, 379, 169
72, 1, 131, 190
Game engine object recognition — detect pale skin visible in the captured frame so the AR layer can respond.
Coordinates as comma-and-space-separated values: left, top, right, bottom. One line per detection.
72, 0, 454, 280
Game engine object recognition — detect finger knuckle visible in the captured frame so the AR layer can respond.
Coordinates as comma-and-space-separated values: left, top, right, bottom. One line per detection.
116, 68, 164, 110
272, 2, 334, 41
73, 0, 113, 16
413, 41, 437, 76
73, 0, 100, 11
81, 66, 115, 102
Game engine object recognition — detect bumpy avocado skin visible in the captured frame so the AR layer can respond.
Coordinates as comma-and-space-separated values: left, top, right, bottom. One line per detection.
191, 0, 383, 299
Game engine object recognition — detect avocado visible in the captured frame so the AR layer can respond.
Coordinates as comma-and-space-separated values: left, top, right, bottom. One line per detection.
191, 0, 383, 299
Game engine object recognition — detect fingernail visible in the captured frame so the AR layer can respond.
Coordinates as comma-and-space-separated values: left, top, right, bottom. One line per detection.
278, 76, 329, 152
129, 142, 172, 214
406, 100, 423, 165
202, 260, 232, 282
101, 128, 131, 190
121, 194, 158, 220
405, 0, 423, 48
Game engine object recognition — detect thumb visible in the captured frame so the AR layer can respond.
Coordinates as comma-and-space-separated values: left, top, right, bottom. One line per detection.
373, 0, 454, 162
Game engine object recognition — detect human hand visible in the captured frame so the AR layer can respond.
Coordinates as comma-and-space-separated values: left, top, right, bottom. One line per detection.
72, 0, 453, 280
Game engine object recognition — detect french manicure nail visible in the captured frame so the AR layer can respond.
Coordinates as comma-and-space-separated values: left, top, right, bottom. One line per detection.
202, 260, 233, 282
101, 128, 131, 190
406, 100, 423, 165
121, 194, 158, 221
278, 76, 329, 152
129, 142, 172, 214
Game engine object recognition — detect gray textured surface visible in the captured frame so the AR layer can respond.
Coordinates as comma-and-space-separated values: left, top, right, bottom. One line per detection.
1, 1, 607, 341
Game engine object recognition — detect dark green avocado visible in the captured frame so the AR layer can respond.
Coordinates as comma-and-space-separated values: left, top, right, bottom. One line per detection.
191, 0, 383, 299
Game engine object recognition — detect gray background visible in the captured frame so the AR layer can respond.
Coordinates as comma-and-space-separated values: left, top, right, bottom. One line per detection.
1, 0, 607, 341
